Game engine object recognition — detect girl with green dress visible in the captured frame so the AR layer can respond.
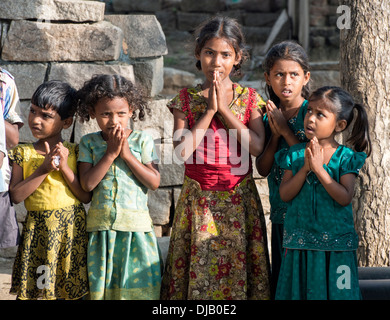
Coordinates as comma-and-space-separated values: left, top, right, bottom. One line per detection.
160, 16, 271, 300
275, 86, 372, 300
76, 74, 161, 300
255, 41, 311, 298
9, 81, 90, 299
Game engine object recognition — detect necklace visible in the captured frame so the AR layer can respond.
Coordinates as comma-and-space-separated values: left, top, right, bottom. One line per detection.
280, 98, 304, 119
282, 107, 299, 120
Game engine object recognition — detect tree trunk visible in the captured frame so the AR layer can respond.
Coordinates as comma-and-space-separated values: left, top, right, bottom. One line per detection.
339, 0, 390, 266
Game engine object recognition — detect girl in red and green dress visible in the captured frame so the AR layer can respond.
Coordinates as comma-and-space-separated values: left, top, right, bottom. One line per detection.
160, 16, 271, 300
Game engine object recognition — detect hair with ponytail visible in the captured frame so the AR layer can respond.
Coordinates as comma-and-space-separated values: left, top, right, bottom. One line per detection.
309, 86, 372, 156
348, 103, 371, 156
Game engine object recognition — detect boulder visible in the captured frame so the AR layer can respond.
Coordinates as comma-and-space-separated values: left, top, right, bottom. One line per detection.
2, 20, 123, 62
162, 67, 196, 95
1, 63, 47, 100
148, 188, 172, 226
49, 62, 135, 89
241, 0, 272, 12
155, 142, 185, 187
105, 14, 167, 59
0, 0, 105, 22
130, 98, 173, 141
177, 11, 212, 31
132, 56, 164, 97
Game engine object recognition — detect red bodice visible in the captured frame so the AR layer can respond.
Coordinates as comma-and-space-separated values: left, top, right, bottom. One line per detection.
176, 86, 258, 191
184, 115, 251, 190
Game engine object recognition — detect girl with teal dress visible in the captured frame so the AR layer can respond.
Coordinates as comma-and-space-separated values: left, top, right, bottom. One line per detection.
275, 86, 372, 300
255, 41, 311, 298
76, 74, 161, 300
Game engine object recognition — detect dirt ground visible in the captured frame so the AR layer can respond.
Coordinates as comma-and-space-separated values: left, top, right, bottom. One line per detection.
0, 258, 15, 300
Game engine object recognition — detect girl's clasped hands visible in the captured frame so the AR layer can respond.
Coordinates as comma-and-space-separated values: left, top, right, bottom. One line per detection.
265, 100, 291, 139
105, 123, 131, 160
304, 136, 325, 174
208, 70, 224, 114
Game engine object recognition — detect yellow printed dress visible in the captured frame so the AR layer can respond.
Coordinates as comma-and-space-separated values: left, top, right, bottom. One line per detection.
9, 142, 88, 300
160, 84, 271, 300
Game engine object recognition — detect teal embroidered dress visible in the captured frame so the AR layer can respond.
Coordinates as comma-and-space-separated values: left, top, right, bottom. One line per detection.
274, 143, 367, 300
263, 100, 308, 225
78, 130, 161, 300
263, 100, 308, 297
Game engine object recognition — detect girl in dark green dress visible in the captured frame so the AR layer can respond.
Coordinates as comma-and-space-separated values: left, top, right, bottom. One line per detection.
256, 41, 311, 298
275, 86, 371, 300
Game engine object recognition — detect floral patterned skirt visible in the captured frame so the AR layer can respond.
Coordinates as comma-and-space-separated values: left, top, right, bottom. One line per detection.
10, 203, 88, 300
161, 175, 271, 300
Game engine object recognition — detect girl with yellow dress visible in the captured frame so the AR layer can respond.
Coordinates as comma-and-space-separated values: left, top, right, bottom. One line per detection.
8, 80, 91, 300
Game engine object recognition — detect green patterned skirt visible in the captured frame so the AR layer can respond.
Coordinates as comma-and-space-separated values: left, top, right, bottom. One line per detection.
87, 230, 161, 300
10, 203, 88, 300
276, 249, 361, 300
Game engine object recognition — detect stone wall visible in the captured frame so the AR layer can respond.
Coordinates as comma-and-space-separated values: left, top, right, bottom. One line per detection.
0, 0, 172, 259
309, 0, 340, 61
102, 0, 289, 62
105, 0, 287, 32
102, 0, 340, 61
101, 0, 341, 97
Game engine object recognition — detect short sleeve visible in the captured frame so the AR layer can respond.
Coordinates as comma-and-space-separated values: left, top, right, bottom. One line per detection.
242, 88, 266, 125
166, 92, 183, 113
340, 150, 367, 176
274, 148, 292, 170
0, 113, 6, 156
8, 144, 25, 166
254, 90, 266, 109
166, 88, 195, 128
1, 69, 23, 126
5, 101, 23, 125
78, 135, 93, 163
262, 113, 272, 140
140, 132, 159, 164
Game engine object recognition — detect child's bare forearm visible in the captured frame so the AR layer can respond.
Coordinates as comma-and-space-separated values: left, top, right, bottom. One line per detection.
256, 135, 279, 177
10, 165, 49, 203
313, 168, 356, 206
60, 165, 91, 203
279, 168, 308, 202
122, 151, 160, 190
79, 153, 116, 192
